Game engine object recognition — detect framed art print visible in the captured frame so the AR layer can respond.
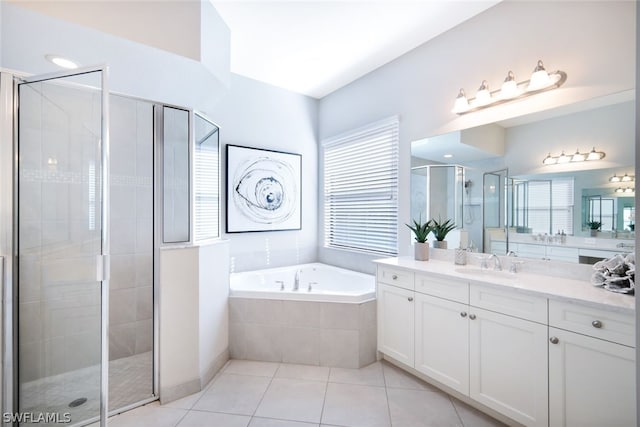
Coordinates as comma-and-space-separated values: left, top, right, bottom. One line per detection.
226, 144, 302, 233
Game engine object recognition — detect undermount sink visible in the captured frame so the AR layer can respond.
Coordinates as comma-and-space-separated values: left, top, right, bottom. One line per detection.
454, 267, 516, 280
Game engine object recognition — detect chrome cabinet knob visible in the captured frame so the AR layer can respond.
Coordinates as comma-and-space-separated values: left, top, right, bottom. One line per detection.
469, 314, 476, 320
460, 312, 467, 318
392, 274, 398, 280
592, 320, 603, 328
408, 297, 413, 302
550, 336, 559, 344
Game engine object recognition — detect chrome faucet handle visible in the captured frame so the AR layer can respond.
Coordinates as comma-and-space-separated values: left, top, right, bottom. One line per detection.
308, 281, 317, 292
480, 257, 489, 270
276, 280, 285, 291
509, 261, 524, 274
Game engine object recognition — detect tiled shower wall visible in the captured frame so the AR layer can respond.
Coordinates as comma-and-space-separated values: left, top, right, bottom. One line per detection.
18, 86, 154, 383
109, 95, 153, 361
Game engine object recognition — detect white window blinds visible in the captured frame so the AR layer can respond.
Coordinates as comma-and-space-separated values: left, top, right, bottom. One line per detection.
194, 114, 220, 241
322, 117, 399, 256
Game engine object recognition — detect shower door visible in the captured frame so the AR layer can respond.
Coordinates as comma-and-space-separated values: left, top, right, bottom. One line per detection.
16, 67, 109, 426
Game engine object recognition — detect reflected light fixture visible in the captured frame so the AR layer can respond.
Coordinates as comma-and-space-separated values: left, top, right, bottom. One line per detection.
452, 59, 567, 115
615, 187, 635, 194
45, 54, 79, 69
542, 148, 605, 165
611, 173, 635, 183
443, 154, 453, 159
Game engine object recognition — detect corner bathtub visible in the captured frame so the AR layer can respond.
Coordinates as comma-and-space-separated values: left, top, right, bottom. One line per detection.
229, 262, 375, 303
229, 263, 377, 368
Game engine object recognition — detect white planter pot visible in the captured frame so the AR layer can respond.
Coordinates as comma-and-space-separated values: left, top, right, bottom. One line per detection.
414, 242, 429, 261
433, 241, 448, 249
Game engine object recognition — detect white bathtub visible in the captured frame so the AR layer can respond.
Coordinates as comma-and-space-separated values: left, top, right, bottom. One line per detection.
230, 262, 375, 303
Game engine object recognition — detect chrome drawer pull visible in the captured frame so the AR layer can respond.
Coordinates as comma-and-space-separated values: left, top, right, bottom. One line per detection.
592, 320, 603, 329
392, 274, 398, 280
408, 297, 413, 302
469, 314, 476, 320
550, 336, 559, 344
460, 312, 467, 318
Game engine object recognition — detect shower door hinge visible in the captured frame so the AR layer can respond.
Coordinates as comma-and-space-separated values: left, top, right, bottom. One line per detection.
96, 254, 110, 282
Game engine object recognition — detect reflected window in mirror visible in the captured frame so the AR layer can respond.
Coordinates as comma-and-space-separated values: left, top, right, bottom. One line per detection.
513, 178, 574, 235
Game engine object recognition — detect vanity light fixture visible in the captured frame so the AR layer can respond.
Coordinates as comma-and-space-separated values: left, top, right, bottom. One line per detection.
443, 154, 454, 159
452, 59, 567, 115
609, 173, 634, 183
542, 147, 605, 165
615, 187, 635, 194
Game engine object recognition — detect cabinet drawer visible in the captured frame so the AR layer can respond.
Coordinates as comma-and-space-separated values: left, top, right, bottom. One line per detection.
546, 246, 578, 262
377, 266, 414, 290
470, 284, 547, 324
415, 273, 468, 303
549, 300, 635, 347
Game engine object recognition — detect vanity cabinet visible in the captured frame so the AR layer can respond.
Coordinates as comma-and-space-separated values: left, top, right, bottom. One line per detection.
548, 301, 636, 427
376, 266, 415, 366
412, 273, 548, 426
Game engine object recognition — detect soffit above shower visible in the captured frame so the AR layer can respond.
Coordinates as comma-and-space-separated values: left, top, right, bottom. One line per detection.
212, 0, 502, 99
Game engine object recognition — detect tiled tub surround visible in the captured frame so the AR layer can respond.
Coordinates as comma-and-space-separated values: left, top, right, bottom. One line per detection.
229, 263, 376, 368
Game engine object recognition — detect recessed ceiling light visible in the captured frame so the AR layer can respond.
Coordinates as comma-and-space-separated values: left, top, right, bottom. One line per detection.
45, 54, 79, 69
443, 154, 453, 158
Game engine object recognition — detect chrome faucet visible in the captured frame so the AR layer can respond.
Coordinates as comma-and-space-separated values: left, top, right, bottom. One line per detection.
489, 253, 503, 271
293, 269, 301, 291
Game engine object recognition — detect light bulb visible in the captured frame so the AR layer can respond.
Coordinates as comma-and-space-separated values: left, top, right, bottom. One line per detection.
542, 153, 556, 165
616, 187, 624, 193
570, 149, 585, 162
557, 151, 570, 164
475, 80, 493, 106
610, 174, 621, 183
452, 88, 470, 113
527, 60, 552, 91
586, 147, 605, 161
621, 173, 634, 182
500, 71, 520, 99
624, 187, 634, 193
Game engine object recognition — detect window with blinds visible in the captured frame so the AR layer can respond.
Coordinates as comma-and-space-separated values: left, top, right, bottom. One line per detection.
515, 178, 574, 234
322, 117, 399, 255
194, 113, 220, 241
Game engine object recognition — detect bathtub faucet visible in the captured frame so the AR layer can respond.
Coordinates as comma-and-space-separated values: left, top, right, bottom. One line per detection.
293, 269, 301, 291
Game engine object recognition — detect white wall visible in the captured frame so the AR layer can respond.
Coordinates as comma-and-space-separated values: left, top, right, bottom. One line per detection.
208, 74, 319, 272
318, 1, 635, 262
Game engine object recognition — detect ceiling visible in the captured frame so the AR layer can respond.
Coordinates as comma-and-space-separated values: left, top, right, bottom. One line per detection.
212, 1, 501, 99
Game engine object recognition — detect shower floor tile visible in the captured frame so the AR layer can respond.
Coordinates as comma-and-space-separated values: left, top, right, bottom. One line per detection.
20, 352, 153, 426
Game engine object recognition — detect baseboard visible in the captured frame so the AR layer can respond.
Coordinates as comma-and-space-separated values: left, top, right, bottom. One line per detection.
200, 347, 229, 389
159, 378, 201, 405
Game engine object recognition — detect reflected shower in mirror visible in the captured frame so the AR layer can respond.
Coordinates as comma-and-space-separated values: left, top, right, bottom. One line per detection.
410, 91, 635, 263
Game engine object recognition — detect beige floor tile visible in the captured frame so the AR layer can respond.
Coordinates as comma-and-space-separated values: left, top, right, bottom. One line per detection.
177, 410, 251, 427
450, 398, 507, 427
224, 360, 281, 377
275, 363, 330, 382
254, 378, 327, 423
382, 361, 436, 391
387, 387, 462, 427
250, 417, 320, 427
321, 383, 390, 427
192, 373, 271, 415
107, 402, 187, 427
328, 362, 384, 387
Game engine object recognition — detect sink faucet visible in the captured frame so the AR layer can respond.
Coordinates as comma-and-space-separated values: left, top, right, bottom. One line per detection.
293, 269, 301, 291
489, 253, 503, 271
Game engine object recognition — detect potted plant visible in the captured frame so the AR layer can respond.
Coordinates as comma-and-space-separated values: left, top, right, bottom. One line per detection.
406, 216, 433, 261
587, 221, 601, 237
432, 217, 456, 249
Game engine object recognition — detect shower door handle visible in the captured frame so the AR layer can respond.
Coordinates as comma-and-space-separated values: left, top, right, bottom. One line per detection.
96, 254, 110, 281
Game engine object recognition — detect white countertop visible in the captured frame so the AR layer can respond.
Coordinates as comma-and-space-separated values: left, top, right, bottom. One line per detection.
374, 256, 635, 314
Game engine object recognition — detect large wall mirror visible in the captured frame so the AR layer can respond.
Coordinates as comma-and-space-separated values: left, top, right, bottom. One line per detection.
410, 90, 635, 264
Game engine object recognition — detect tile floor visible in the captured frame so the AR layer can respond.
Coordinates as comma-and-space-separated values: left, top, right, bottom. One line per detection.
105, 359, 506, 427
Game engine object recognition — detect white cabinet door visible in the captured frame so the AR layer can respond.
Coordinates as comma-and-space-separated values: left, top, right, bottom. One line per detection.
377, 283, 415, 366
415, 293, 469, 395
469, 308, 548, 427
549, 327, 636, 427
